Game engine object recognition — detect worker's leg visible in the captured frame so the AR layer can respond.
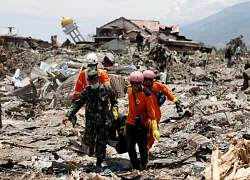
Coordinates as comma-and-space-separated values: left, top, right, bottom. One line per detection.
137, 125, 149, 171
95, 123, 109, 161
126, 123, 140, 170
241, 72, 249, 90
82, 115, 96, 156
94, 122, 109, 173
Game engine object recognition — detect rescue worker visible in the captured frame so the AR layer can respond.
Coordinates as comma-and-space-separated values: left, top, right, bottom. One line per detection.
73, 52, 110, 101
142, 70, 183, 151
63, 71, 118, 173
126, 71, 157, 171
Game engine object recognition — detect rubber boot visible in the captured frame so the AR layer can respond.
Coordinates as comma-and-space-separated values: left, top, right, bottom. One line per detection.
241, 73, 249, 90
96, 158, 103, 173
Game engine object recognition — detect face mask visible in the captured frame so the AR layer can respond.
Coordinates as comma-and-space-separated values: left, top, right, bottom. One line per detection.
89, 66, 96, 71
132, 84, 141, 92
91, 82, 99, 89
144, 80, 153, 87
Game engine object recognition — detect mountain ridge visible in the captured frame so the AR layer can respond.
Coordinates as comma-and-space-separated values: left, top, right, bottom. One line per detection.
180, 1, 250, 47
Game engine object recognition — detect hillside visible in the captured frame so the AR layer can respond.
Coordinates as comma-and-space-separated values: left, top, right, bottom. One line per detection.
180, 1, 250, 47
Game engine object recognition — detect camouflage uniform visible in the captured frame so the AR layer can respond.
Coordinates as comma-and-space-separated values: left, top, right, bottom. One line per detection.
66, 84, 118, 160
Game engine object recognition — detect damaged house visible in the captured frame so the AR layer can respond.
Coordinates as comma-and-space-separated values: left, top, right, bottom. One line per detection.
95, 17, 206, 53
0, 34, 51, 51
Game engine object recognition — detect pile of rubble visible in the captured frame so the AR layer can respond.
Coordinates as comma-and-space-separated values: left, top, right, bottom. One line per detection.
1, 42, 250, 180
203, 139, 250, 180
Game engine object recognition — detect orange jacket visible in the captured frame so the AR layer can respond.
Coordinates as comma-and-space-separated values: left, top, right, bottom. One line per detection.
73, 68, 110, 98
126, 87, 156, 126
144, 82, 176, 123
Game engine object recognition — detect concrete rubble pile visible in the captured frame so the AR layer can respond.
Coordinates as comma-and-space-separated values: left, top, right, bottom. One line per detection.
1, 42, 250, 180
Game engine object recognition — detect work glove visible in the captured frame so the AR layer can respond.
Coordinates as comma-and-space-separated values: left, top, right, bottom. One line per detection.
175, 101, 183, 113
112, 107, 118, 120
151, 120, 160, 141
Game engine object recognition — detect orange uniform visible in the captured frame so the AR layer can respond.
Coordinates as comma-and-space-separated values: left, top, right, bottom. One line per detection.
73, 68, 110, 99
126, 87, 156, 126
144, 82, 177, 150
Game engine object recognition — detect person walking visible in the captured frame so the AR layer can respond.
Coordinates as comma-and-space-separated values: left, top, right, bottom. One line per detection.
136, 32, 143, 52
143, 35, 151, 50
225, 48, 233, 68
126, 71, 158, 171
201, 49, 208, 68
142, 70, 182, 151
73, 52, 110, 101
63, 71, 118, 173
236, 44, 241, 61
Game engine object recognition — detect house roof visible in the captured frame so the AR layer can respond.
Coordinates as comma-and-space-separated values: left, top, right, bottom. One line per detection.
0, 34, 17, 37
99, 17, 128, 29
160, 24, 179, 33
125, 29, 139, 34
99, 17, 160, 32
99, 17, 179, 34
130, 19, 160, 32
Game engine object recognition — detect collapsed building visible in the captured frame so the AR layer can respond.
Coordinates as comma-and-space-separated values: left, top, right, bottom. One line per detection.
94, 17, 211, 53
0, 34, 51, 51
0, 17, 249, 180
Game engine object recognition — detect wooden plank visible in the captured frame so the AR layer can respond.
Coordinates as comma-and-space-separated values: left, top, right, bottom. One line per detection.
211, 146, 220, 180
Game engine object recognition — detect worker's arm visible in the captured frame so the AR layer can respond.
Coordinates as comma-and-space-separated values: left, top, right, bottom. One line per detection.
145, 95, 156, 121
158, 82, 182, 112
100, 71, 110, 87
73, 71, 86, 99
145, 95, 160, 140
66, 89, 88, 118
157, 82, 176, 102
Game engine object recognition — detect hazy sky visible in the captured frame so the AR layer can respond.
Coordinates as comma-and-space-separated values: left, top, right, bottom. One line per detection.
0, 0, 249, 43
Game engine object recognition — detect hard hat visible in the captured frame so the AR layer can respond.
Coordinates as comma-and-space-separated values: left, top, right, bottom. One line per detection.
143, 70, 155, 79
87, 53, 98, 66
87, 71, 99, 81
130, 71, 144, 82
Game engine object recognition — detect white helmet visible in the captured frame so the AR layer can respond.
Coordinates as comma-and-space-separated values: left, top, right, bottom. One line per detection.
87, 53, 98, 66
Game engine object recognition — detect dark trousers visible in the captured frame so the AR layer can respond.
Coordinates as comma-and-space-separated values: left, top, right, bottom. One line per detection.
126, 123, 149, 170
82, 114, 109, 160
242, 72, 249, 90
137, 42, 143, 52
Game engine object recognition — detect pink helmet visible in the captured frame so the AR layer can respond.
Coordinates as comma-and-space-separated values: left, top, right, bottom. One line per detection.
143, 70, 155, 79
130, 71, 144, 82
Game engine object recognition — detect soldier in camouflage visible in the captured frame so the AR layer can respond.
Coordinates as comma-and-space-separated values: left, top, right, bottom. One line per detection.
63, 71, 118, 172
